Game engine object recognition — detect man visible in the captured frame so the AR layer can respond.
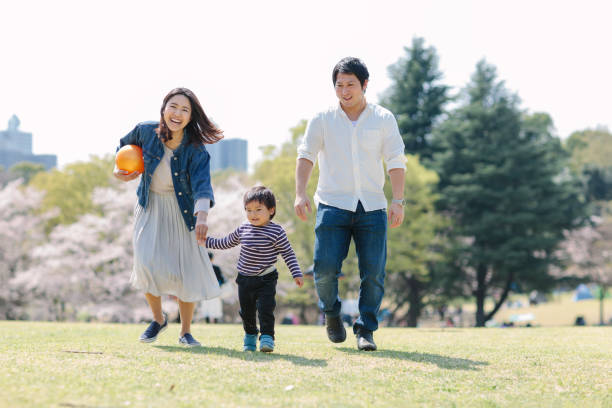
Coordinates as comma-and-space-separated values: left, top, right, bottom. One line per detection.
294, 57, 406, 351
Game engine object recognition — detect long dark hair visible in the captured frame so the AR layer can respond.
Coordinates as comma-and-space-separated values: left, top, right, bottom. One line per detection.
156, 87, 223, 145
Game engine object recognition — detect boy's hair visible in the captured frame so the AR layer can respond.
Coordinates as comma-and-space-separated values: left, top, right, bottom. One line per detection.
332, 57, 369, 88
243, 186, 276, 220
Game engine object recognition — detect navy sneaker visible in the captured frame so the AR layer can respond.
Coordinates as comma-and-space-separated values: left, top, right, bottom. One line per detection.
178, 333, 201, 347
139, 312, 168, 343
243, 334, 257, 352
259, 335, 274, 352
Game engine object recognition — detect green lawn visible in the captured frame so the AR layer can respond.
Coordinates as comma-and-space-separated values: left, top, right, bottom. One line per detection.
0, 322, 610, 408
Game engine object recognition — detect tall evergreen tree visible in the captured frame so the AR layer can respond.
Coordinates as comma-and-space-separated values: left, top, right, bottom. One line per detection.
380, 37, 450, 162
433, 61, 586, 326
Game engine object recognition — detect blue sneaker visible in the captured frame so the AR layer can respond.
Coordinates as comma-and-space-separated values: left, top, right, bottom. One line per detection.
139, 312, 168, 343
243, 334, 257, 352
178, 333, 201, 347
259, 335, 274, 352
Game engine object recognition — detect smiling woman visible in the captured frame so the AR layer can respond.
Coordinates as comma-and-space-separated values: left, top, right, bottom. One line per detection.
112, 87, 224, 348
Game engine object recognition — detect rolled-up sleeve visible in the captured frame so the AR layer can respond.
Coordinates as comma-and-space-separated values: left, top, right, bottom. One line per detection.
383, 115, 406, 172
297, 115, 323, 164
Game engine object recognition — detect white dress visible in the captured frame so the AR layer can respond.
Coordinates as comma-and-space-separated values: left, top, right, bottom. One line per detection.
130, 145, 221, 302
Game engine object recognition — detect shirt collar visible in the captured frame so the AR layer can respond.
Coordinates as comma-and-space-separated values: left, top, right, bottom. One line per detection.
336, 102, 373, 123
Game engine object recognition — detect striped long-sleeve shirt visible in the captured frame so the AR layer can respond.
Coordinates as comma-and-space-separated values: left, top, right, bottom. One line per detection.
205, 222, 302, 278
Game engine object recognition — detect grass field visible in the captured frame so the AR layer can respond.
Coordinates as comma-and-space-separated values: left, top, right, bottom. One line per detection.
1, 322, 610, 408
443, 293, 612, 328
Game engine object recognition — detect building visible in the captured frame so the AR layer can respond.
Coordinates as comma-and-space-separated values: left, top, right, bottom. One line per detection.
0, 115, 57, 170
206, 138, 248, 172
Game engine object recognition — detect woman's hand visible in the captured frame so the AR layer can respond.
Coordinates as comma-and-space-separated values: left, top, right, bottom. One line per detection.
196, 211, 208, 246
113, 165, 141, 182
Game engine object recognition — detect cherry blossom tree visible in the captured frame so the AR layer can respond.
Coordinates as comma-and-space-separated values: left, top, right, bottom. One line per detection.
560, 212, 612, 325
0, 180, 50, 318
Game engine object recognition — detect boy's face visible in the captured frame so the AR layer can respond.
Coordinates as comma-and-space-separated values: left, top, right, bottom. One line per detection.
245, 200, 275, 227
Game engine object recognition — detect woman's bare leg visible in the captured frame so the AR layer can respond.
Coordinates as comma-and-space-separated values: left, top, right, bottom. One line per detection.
178, 299, 196, 336
145, 293, 165, 324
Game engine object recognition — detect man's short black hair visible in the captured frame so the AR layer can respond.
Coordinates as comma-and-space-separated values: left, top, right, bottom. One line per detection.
332, 57, 369, 87
243, 186, 276, 220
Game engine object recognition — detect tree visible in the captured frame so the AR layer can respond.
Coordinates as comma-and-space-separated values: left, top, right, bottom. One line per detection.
29, 155, 115, 230
433, 60, 586, 326
9, 162, 46, 184
8, 181, 142, 321
379, 37, 450, 162
252, 121, 321, 323
565, 128, 612, 204
559, 207, 612, 325
384, 155, 447, 326
0, 180, 49, 319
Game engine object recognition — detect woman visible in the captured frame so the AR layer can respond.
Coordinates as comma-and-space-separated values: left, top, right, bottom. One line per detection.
114, 87, 222, 347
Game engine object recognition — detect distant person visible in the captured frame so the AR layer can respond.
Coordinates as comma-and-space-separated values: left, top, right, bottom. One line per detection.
205, 186, 304, 352
114, 87, 222, 347
295, 57, 406, 351
199, 252, 226, 323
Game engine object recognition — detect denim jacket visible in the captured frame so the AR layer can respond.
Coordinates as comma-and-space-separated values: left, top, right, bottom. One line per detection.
117, 121, 215, 231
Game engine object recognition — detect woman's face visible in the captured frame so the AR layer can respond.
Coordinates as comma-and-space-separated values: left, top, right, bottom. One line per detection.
163, 94, 192, 134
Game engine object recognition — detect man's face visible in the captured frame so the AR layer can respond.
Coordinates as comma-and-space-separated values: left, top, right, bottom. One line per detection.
335, 73, 367, 110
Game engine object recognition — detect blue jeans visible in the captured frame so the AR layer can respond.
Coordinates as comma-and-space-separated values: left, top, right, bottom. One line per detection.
313, 202, 387, 333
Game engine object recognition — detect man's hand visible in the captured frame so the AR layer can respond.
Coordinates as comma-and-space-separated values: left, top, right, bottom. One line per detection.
294, 195, 312, 222
294, 276, 304, 288
113, 165, 140, 182
388, 202, 404, 228
195, 211, 208, 245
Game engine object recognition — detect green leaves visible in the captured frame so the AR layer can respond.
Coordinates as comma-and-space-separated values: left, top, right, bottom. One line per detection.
380, 37, 450, 161
29, 155, 116, 231
433, 61, 586, 325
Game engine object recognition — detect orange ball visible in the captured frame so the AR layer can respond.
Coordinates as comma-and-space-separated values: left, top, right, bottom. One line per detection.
116, 145, 144, 173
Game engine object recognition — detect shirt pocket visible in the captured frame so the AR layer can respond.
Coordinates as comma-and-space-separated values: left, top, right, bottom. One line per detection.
359, 129, 382, 152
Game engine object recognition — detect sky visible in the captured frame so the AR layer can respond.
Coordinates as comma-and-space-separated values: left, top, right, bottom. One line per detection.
1, 0, 611, 169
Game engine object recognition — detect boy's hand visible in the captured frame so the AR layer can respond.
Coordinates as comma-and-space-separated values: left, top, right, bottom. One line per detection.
294, 276, 304, 288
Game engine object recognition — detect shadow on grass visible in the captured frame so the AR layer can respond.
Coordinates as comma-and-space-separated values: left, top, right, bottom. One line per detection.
154, 345, 327, 367
337, 348, 488, 371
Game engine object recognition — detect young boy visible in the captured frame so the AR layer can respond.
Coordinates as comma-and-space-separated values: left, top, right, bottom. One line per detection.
204, 186, 303, 352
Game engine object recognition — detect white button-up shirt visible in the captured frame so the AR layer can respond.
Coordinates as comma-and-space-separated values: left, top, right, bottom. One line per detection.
297, 103, 406, 212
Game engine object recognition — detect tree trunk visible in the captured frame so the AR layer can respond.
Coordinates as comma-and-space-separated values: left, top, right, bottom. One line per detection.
599, 285, 607, 326
485, 271, 515, 322
299, 305, 308, 325
475, 263, 487, 327
406, 276, 422, 328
